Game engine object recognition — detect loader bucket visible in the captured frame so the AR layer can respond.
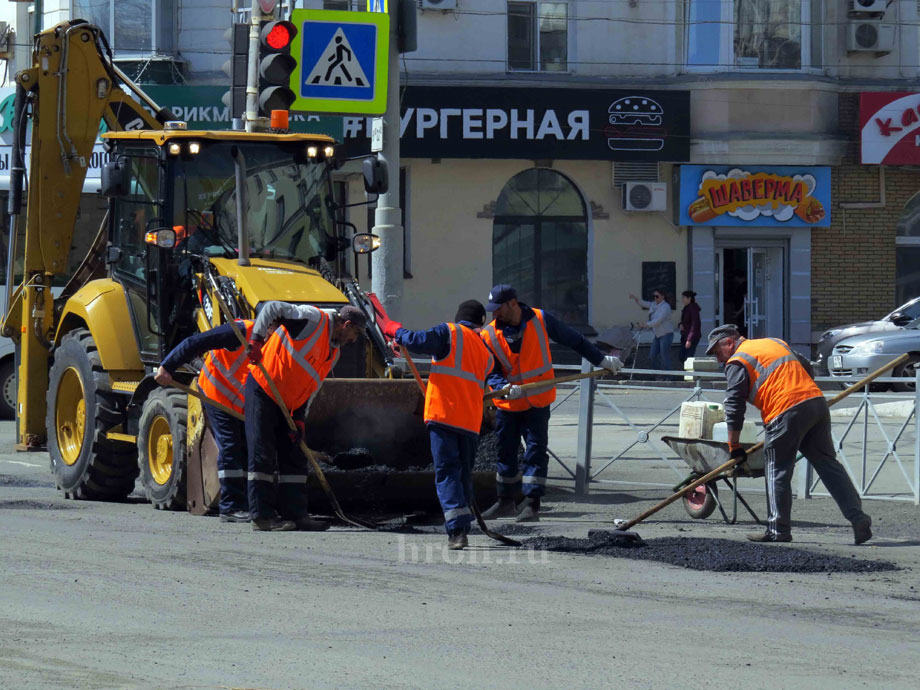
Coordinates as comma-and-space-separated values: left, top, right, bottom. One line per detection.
305, 378, 432, 470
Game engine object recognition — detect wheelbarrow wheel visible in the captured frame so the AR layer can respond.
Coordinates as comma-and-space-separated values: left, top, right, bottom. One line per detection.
682, 481, 717, 519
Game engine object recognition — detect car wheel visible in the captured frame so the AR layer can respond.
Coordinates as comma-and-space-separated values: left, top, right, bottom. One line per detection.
892, 356, 920, 393
0, 359, 15, 419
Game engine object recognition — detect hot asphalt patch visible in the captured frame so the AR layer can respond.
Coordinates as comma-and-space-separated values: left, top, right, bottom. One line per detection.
522, 534, 898, 573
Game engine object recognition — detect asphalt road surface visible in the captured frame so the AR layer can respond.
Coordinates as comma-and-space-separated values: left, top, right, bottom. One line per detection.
2, 419, 919, 690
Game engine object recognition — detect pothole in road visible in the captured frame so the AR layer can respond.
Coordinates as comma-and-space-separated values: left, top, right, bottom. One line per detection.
0, 499, 79, 510
522, 534, 898, 573
0, 474, 55, 489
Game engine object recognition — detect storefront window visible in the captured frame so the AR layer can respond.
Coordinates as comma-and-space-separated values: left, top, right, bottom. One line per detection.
686, 0, 822, 71
896, 194, 920, 306
493, 169, 588, 327
508, 1, 568, 72
72, 0, 175, 55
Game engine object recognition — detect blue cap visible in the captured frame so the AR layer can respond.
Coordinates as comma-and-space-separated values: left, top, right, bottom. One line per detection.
486, 284, 517, 312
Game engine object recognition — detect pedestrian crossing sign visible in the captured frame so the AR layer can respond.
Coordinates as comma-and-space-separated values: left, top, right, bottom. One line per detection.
290, 9, 389, 115
367, 0, 387, 11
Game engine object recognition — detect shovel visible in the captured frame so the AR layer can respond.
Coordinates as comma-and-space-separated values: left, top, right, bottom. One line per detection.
395, 344, 521, 548
614, 352, 911, 535
209, 290, 377, 531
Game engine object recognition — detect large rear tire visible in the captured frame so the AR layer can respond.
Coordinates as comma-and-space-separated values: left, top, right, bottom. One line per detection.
0, 359, 15, 419
47, 329, 138, 500
137, 387, 187, 510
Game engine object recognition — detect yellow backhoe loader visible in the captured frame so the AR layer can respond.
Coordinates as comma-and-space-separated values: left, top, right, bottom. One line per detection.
1, 20, 427, 513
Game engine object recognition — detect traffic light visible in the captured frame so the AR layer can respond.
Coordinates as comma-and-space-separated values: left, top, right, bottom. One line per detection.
222, 23, 248, 121
258, 20, 298, 116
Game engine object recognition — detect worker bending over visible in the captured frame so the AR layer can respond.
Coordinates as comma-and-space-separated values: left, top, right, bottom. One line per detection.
480, 285, 623, 522
155, 320, 254, 523
382, 300, 494, 550
706, 324, 872, 544
245, 302, 366, 532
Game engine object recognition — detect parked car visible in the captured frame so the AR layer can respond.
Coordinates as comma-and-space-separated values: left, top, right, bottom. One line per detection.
814, 296, 920, 375
828, 320, 920, 391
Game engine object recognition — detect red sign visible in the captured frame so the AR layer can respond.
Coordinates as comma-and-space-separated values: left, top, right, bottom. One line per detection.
860, 92, 920, 164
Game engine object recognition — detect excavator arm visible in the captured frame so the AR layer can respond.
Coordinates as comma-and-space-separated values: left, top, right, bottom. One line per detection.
2, 20, 169, 446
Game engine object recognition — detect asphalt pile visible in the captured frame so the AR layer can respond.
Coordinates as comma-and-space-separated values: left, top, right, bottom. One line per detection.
522, 534, 898, 573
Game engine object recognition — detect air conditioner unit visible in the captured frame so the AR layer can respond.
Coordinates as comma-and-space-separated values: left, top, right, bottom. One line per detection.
847, 20, 896, 52
849, 0, 888, 14
419, 0, 458, 10
622, 182, 667, 212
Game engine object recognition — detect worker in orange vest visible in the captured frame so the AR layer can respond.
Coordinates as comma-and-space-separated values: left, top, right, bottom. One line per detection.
155, 319, 255, 523
480, 285, 623, 522
706, 324, 872, 544
381, 300, 494, 550
245, 302, 366, 532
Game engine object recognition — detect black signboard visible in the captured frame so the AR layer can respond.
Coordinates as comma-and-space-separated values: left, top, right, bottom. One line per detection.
340, 86, 690, 161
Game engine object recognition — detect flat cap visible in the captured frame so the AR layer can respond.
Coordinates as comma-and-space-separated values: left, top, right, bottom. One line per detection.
704, 324, 741, 355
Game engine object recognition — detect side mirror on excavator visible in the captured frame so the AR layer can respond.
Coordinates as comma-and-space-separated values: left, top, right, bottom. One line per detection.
362, 156, 388, 195
101, 159, 131, 197
352, 233, 380, 254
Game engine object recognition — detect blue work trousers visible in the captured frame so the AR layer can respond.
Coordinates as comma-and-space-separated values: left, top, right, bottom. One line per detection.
429, 424, 477, 535
494, 406, 551, 499
203, 404, 248, 515
649, 332, 674, 371
244, 374, 309, 522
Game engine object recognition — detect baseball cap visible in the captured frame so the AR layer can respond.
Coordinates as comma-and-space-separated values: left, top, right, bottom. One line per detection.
704, 324, 741, 355
486, 284, 517, 312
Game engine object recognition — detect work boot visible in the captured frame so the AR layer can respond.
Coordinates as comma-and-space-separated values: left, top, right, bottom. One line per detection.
852, 515, 873, 545
219, 510, 251, 523
252, 518, 297, 532
447, 532, 469, 550
481, 497, 518, 519
515, 496, 540, 523
294, 516, 332, 532
746, 530, 792, 543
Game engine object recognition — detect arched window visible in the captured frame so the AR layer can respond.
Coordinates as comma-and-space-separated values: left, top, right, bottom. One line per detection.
896, 193, 920, 306
492, 169, 588, 327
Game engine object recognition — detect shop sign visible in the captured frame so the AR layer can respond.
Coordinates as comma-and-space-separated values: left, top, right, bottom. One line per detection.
679, 165, 831, 228
860, 92, 920, 165
340, 86, 690, 161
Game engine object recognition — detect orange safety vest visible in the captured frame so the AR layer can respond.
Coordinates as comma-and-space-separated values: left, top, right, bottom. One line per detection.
425, 323, 495, 435
197, 320, 253, 416
482, 309, 555, 412
728, 337, 823, 424
249, 309, 340, 412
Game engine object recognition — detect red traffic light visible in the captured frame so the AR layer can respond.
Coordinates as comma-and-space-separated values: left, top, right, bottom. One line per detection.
261, 21, 296, 51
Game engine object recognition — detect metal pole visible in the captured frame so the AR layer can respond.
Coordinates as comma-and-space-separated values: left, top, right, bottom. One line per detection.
244, 0, 267, 133
232, 147, 251, 266
371, 0, 404, 319
575, 359, 595, 496
3, 85, 27, 324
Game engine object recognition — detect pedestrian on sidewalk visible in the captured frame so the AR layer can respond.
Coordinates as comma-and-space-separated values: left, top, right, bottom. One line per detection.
630, 289, 674, 373
244, 302, 366, 532
706, 324, 872, 544
155, 319, 255, 524
480, 285, 623, 522
679, 290, 702, 365
380, 300, 494, 551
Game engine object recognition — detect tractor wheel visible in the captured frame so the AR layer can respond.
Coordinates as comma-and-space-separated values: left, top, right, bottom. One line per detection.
682, 481, 718, 520
137, 387, 187, 510
0, 359, 15, 419
46, 329, 138, 500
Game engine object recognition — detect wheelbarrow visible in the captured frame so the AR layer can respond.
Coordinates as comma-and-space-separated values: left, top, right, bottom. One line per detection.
661, 436, 765, 525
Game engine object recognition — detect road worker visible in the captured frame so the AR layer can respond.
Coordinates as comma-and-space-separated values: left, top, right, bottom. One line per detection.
706, 324, 872, 544
155, 319, 254, 523
245, 302, 366, 532
479, 285, 623, 522
381, 300, 494, 550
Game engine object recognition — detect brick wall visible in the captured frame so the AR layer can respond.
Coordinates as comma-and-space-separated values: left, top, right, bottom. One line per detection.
811, 93, 920, 331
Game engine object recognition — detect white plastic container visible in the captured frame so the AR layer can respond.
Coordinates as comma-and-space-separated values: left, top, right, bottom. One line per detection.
712, 421, 758, 444
678, 401, 725, 439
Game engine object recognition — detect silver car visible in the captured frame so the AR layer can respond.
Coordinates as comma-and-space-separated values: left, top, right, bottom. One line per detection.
829, 321, 920, 391
814, 296, 920, 375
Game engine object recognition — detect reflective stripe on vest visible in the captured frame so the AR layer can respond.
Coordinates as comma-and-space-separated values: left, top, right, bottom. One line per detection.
727, 338, 822, 424
197, 320, 253, 415
483, 309, 555, 411
424, 323, 494, 435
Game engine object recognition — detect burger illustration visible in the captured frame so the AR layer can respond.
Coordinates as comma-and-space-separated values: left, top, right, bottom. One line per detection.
606, 96, 666, 151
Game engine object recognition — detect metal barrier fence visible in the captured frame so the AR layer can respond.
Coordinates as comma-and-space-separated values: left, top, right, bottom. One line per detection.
544, 363, 920, 505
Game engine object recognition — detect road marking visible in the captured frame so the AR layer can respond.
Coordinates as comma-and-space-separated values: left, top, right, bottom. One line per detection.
0, 459, 44, 467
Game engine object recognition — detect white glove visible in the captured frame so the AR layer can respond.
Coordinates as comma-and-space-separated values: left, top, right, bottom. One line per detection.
601, 355, 623, 375
501, 384, 525, 400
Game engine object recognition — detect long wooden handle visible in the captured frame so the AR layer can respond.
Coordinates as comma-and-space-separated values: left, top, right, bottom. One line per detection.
398, 344, 427, 394
484, 367, 609, 401
619, 351, 912, 532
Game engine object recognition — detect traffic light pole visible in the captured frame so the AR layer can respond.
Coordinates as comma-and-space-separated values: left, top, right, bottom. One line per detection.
371, 1, 404, 319
244, 0, 269, 132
